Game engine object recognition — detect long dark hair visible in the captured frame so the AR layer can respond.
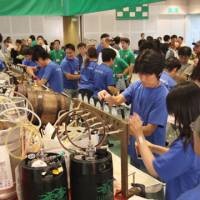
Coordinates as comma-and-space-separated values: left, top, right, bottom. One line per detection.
84, 47, 97, 68
167, 81, 200, 145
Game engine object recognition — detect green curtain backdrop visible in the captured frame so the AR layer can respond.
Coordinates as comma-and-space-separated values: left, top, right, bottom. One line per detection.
63, 0, 165, 16
0, 0, 165, 16
0, 0, 63, 16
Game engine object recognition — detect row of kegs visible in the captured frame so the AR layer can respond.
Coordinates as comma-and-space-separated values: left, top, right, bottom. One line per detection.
16, 150, 113, 200
0, 121, 114, 200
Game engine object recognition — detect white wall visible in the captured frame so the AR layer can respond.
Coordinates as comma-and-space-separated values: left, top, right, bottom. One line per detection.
0, 16, 64, 45
1, 0, 200, 48
185, 14, 200, 46
82, 0, 189, 49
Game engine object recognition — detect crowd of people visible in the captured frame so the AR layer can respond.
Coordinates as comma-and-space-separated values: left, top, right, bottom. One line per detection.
0, 32, 200, 199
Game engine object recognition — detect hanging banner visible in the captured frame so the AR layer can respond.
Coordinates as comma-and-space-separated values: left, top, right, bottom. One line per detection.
116, 4, 149, 20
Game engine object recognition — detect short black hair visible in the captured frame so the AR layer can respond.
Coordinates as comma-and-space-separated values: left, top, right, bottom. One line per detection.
163, 35, 170, 42
146, 36, 154, 41
100, 33, 110, 40
102, 48, 116, 62
16, 39, 22, 44
179, 36, 184, 41
54, 39, 61, 44
113, 36, 120, 45
22, 46, 33, 56
84, 47, 98, 68
135, 49, 164, 78
77, 42, 86, 49
64, 43, 75, 51
165, 57, 181, 72
29, 35, 35, 41
191, 60, 200, 82
37, 35, 44, 40
178, 46, 192, 57
87, 47, 98, 59
120, 37, 130, 45
32, 45, 49, 61
167, 81, 200, 145
171, 35, 177, 40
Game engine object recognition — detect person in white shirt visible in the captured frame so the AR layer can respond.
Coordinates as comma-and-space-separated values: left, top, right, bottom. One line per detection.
98, 37, 120, 64
37, 35, 50, 53
166, 35, 179, 59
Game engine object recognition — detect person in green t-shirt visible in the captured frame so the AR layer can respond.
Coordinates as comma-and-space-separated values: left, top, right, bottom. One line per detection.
29, 35, 37, 47
50, 39, 65, 64
113, 57, 129, 91
119, 37, 135, 84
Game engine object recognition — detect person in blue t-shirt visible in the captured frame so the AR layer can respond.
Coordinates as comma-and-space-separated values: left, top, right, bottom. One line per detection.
96, 33, 110, 55
77, 42, 87, 69
160, 57, 181, 91
93, 48, 118, 98
22, 47, 37, 67
0, 59, 5, 71
79, 47, 98, 100
129, 81, 200, 200
98, 49, 168, 170
32, 45, 63, 93
177, 115, 200, 200
21, 47, 42, 79
60, 43, 80, 98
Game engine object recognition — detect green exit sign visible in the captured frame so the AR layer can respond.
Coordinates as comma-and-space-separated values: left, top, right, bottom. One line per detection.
168, 7, 179, 13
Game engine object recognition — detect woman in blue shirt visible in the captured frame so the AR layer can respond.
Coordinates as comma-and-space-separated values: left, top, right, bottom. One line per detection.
177, 115, 200, 200
129, 81, 200, 200
79, 47, 98, 100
